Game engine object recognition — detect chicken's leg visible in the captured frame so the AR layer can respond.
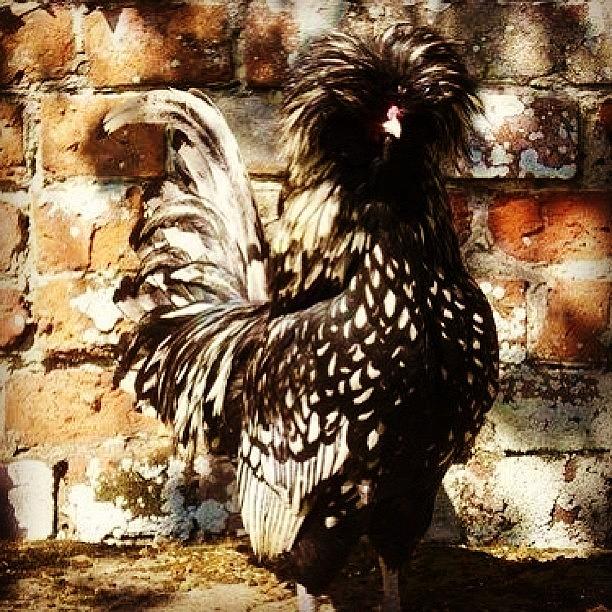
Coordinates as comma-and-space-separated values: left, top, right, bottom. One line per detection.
297, 583, 317, 612
379, 557, 401, 612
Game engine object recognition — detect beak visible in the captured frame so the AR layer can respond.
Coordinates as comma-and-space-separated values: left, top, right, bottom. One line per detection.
382, 114, 402, 139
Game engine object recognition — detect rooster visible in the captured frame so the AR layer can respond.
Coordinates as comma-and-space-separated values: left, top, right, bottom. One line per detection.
107, 24, 498, 611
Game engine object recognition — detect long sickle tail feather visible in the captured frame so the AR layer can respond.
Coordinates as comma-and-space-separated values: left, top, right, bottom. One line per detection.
106, 90, 269, 448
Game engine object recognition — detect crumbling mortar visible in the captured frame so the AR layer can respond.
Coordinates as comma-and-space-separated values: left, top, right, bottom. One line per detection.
504, 448, 610, 459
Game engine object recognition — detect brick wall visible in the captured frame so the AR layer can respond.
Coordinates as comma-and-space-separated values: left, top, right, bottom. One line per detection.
0, 1, 610, 548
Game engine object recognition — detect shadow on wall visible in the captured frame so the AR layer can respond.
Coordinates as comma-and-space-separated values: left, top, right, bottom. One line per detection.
0, 466, 20, 540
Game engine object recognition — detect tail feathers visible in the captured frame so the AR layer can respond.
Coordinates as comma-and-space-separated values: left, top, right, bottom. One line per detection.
126, 300, 269, 448
104, 90, 268, 306
106, 90, 271, 447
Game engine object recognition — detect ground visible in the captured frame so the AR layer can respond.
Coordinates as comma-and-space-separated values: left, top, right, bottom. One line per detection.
0, 538, 610, 611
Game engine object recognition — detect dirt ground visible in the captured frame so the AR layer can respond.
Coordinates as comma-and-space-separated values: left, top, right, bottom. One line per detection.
0, 538, 610, 611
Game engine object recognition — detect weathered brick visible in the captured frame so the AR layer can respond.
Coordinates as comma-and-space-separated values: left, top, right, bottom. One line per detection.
422, 1, 602, 83
582, 96, 612, 188
0, 202, 26, 271
482, 368, 610, 453
479, 278, 527, 364
214, 95, 286, 175
489, 192, 611, 263
0, 6, 74, 85
244, 1, 297, 87
4, 369, 161, 447
339, 0, 415, 39
35, 185, 142, 272
448, 191, 471, 245
83, 5, 232, 87
34, 202, 93, 272
467, 92, 578, 179
0, 101, 25, 182
445, 453, 611, 548
532, 280, 611, 364
41, 94, 165, 179
90, 186, 142, 271
31, 278, 126, 356
565, 0, 612, 84
599, 99, 612, 138
0, 288, 28, 349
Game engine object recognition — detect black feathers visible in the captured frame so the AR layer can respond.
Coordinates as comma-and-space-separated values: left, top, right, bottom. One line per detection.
112, 25, 498, 606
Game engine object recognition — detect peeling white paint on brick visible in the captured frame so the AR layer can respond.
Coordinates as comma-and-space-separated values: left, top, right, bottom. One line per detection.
70, 285, 123, 332
66, 483, 129, 543
40, 182, 121, 221
0, 460, 54, 540
444, 453, 610, 549
476, 92, 525, 135
62, 455, 232, 543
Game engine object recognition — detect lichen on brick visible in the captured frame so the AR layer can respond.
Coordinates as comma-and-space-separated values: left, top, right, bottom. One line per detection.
63, 455, 236, 543
466, 91, 578, 179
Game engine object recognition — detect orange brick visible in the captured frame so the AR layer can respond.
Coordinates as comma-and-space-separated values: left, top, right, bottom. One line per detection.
83, 5, 232, 87
34, 202, 93, 272
0, 7, 74, 85
41, 94, 165, 179
244, 1, 297, 87
0, 288, 28, 349
0, 202, 26, 271
90, 186, 142, 271
4, 369, 161, 446
31, 278, 127, 356
533, 280, 611, 364
35, 186, 142, 272
0, 100, 25, 182
489, 192, 611, 262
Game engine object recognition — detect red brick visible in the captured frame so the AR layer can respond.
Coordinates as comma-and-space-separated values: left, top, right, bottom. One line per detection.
0, 288, 28, 349
0, 101, 25, 182
83, 5, 232, 87
34, 186, 142, 272
31, 278, 127, 356
90, 186, 142, 271
4, 369, 161, 446
34, 202, 93, 272
533, 280, 611, 364
0, 7, 74, 85
448, 191, 472, 245
0, 202, 26, 271
41, 94, 165, 179
489, 192, 611, 262
244, 1, 298, 87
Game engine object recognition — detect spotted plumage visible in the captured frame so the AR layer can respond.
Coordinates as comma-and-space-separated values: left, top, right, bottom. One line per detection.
111, 24, 498, 611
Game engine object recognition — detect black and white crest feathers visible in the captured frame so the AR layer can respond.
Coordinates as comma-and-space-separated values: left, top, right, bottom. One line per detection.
282, 24, 481, 193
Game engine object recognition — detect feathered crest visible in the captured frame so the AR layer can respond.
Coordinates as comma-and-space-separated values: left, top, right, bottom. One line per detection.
282, 24, 481, 191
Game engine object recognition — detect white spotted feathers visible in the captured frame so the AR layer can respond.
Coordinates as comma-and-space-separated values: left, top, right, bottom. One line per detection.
114, 25, 499, 582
